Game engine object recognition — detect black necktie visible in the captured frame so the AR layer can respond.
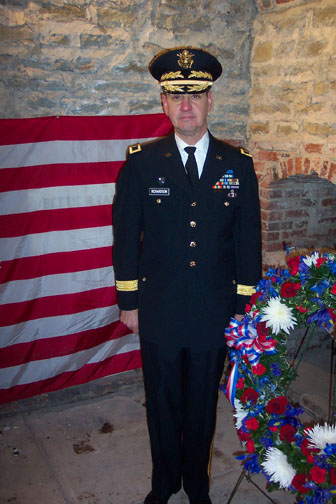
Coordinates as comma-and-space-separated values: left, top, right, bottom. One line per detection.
184, 146, 199, 187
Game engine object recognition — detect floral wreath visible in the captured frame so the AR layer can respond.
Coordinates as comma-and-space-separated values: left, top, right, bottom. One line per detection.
223, 251, 336, 504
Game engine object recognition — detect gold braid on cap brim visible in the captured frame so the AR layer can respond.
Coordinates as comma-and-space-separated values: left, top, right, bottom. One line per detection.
161, 71, 184, 80
160, 80, 213, 93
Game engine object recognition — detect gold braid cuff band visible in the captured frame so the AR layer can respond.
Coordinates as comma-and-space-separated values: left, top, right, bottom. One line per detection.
115, 280, 138, 292
237, 284, 256, 296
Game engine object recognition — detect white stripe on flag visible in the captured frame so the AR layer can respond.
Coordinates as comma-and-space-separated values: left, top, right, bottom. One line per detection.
0, 305, 120, 349
0, 226, 112, 261
0, 138, 155, 169
0, 184, 115, 215
0, 266, 115, 305
0, 333, 140, 389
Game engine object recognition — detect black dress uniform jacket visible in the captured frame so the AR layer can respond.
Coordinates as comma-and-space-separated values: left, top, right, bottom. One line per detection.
113, 132, 262, 349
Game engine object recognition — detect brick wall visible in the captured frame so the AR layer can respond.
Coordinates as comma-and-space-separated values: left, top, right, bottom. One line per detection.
261, 175, 336, 255
249, 0, 336, 265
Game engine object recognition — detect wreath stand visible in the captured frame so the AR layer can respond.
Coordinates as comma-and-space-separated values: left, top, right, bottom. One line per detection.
223, 325, 336, 504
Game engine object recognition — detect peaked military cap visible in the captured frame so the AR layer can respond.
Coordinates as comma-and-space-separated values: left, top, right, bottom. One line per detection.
149, 46, 222, 94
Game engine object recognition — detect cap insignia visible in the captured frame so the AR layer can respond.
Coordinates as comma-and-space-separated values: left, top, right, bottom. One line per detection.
177, 50, 194, 69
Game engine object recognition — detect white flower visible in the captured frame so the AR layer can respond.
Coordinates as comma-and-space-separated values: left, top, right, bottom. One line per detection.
233, 400, 248, 430
306, 423, 336, 450
261, 447, 296, 489
303, 251, 319, 267
260, 297, 297, 335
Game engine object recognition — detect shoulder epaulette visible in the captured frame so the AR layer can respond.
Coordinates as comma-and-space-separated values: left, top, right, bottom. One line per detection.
240, 147, 253, 158
129, 143, 142, 155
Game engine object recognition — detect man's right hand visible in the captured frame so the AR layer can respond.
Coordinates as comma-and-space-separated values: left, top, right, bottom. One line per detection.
120, 309, 139, 334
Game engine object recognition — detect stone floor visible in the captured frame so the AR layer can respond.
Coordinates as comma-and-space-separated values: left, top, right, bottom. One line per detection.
0, 347, 333, 504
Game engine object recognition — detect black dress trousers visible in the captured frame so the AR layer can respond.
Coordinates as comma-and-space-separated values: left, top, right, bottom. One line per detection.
141, 340, 227, 503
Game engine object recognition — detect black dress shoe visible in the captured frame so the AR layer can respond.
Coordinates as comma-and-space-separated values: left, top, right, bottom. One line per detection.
144, 491, 168, 504
190, 498, 212, 504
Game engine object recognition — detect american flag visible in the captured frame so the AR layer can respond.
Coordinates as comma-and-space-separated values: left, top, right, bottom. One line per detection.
0, 114, 172, 404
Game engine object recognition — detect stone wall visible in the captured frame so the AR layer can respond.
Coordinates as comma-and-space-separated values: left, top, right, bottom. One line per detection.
0, 0, 257, 142
248, 0, 336, 262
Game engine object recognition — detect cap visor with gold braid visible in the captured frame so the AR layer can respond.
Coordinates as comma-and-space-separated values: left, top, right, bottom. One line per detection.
149, 47, 222, 94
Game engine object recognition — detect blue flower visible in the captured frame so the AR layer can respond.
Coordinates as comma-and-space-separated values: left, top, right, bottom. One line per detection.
307, 307, 333, 330
310, 278, 331, 297
260, 436, 273, 449
243, 453, 260, 473
324, 443, 336, 456
271, 362, 282, 376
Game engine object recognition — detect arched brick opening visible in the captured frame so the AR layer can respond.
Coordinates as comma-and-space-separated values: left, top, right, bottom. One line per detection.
251, 144, 336, 268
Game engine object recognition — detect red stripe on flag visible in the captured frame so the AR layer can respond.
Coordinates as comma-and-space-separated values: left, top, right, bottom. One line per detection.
0, 114, 172, 145
0, 350, 143, 405
0, 205, 112, 238
0, 321, 130, 368
0, 287, 117, 326
0, 114, 171, 404
0, 247, 113, 283
0, 162, 123, 193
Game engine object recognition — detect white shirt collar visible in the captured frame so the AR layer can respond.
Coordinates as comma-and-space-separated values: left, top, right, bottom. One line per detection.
175, 131, 209, 155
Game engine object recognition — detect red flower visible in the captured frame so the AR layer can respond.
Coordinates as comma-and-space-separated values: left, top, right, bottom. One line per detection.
296, 305, 309, 313
236, 378, 244, 389
316, 257, 325, 268
256, 321, 270, 337
331, 284, 336, 295
280, 281, 301, 298
291, 474, 310, 494
241, 388, 259, 405
250, 292, 262, 305
328, 308, 336, 322
301, 439, 319, 462
269, 425, 278, 432
310, 466, 326, 484
246, 439, 255, 453
280, 424, 296, 443
252, 363, 266, 376
287, 256, 300, 275
245, 303, 252, 313
266, 396, 288, 414
245, 417, 259, 431
329, 468, 336, 485
238, 429, 250, 441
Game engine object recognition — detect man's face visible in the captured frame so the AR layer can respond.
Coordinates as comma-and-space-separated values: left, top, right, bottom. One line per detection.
161, 91, 212, 144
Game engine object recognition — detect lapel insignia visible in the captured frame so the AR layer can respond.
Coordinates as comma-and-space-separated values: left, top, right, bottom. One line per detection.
212, 169, 240, 190
164, 152, 172, 157
240, 147, 252, 158
158, 177, 166, 185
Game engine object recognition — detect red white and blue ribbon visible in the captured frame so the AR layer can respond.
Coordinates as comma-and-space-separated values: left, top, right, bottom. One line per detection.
224, 317, 277, 406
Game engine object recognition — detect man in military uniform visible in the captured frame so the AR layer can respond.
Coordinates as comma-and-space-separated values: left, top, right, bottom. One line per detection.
113, 47, 262, 504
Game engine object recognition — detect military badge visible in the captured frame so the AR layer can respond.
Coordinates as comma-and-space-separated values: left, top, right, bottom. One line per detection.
158, 177, 166, 185
212, 170, 240, 190
228, 189, 237, 198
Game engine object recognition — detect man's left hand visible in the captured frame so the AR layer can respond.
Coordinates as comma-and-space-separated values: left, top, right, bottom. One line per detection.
234, 314, 244, 322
